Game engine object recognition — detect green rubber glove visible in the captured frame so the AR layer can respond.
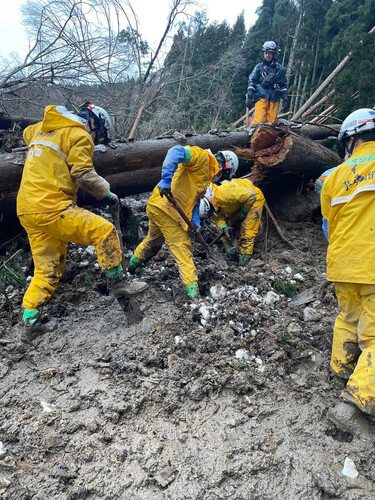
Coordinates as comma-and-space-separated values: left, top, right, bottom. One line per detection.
183, 282, 201, 299
239, 254, 252, 266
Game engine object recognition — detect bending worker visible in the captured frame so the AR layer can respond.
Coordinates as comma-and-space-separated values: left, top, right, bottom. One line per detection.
17, 103, 148, 340
246, 41, 288, 125
321, 107, 375, 417
199, 178, 265, 265
128, 147, 238, 299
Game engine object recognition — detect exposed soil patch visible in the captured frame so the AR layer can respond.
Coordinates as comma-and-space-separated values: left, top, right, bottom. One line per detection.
0, 193, 374, 499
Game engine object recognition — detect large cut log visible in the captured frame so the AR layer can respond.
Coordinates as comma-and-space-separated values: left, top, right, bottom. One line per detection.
0, 131, 252, 196
234, 123, 341, 185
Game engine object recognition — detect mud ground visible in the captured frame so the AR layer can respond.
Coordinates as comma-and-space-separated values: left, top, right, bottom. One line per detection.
1, 192, 375, 500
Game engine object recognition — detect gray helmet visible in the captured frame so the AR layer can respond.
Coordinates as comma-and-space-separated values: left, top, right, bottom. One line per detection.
78, 102, 112, 144
262, 41, 278, 53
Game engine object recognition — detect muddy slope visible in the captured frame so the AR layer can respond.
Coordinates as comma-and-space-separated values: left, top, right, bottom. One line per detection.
1, 194, 374, 500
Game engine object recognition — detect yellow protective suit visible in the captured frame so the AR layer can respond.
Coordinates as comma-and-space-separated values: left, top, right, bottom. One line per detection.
251, 99, 279, 125
209, 179, 265, 255
321, 140, 375, 415
17, 105, 121, 310
134, 146, 219, 286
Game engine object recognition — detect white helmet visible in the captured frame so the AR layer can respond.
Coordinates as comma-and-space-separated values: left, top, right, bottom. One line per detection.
215, 150, 239, 181
199, 197, 213, 219
338, 108, 375, 144
262, 41, 278, 53
78, 102, 112, 144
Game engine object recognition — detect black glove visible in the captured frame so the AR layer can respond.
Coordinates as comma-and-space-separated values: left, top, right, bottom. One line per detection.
158, 186, 172, 198
246, 94, 252, 109
281, 98, 290, 113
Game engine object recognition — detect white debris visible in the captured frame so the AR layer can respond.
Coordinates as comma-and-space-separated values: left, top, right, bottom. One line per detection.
289, 279, 297, 285
255, 357, 263, 365
342, 457, 359, 479
0, 441, 6, 457
263, 291, 280, 306
175, 336, 182, 345
190, 303, 198, 310
287, 322, 301, 335
210, 284, 226, 299
26, 276, 32, 282
250, 329, 257, 337
235, 349, 251, 361
86, 246, 95, 255
303, 306, 321, 322
293, 273, 305, 282
285, 266, 292, 274
40, 400, 56, 413
199, 304, 210, 320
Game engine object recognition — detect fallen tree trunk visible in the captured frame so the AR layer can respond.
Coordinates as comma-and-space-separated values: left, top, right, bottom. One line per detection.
0, 131, 252, 196
234, 123, 341, 185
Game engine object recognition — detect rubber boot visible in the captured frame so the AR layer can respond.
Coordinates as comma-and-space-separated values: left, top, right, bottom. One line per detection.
105, 264, 149, 298
20, 308, 46, 343
183, 282, 201, 299
127, 255, 142, 275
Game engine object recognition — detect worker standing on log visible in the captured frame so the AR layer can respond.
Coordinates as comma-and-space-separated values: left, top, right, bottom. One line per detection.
321, 108, 375, 419
246, 41, 289, 125
199, 178, 264, 265
127, 147, 237, 299
17, 103, 148, 341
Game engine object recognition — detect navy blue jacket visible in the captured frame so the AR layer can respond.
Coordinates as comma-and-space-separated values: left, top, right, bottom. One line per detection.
247, 58, 288, 103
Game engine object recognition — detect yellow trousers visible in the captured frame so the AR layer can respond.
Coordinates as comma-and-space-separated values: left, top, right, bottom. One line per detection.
19, 206, 121, 309
134, 205, 197, 286
331, 282, 375, 415
251, 99, 279, 125
238, 191, 265, 255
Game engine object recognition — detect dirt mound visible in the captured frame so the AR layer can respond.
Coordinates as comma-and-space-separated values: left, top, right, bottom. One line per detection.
0, 195, 374, 499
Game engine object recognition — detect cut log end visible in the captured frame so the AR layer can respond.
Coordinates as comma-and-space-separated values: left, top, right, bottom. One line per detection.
251, 124, 293, 167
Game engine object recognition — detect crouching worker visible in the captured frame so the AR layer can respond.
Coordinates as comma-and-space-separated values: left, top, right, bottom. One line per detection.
16, 103, 148, 341
199, 178, 265, 265
127, 145, 221, 299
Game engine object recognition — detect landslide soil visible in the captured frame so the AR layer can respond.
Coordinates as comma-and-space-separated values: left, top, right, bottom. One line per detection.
1, 192, 375, 500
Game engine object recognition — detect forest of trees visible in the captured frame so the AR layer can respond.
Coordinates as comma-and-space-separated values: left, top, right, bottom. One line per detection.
0, 0, 374, 139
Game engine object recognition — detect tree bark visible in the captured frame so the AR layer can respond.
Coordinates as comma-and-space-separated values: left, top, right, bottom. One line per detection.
233, 123, 341, 184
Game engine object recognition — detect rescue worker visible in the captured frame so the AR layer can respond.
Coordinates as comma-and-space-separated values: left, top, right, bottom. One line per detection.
199, 178, 264, 265
314, 166, 338, 241
321, 108, 375, 417
246, 41, 288, 125
17, 103, 148, 341
127, 148, 238, 299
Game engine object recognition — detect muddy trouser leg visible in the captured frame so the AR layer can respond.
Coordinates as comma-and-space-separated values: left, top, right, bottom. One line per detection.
341, 283, 375, 415
145, 207, 196, 286
266, 100, 279, 122
331, 282, 361, 380
251, 99, 268, 125
238, 191, 265, 255
133, 211, 165, 263
20, 207, 122, 309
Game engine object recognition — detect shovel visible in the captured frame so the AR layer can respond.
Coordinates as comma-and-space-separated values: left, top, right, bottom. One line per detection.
165, 193, 228, 270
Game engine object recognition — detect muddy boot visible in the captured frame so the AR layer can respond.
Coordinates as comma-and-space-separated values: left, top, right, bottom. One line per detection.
105, 264, 149, 298
127, 255, 143, 275
20, 308, 47, 344
327, 401, 372, 438
110, 278, 149, 298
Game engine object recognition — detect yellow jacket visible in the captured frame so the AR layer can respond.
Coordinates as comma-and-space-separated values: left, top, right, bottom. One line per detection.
148, 146, 219, 230
17, 105, 109, 216
321, 141, 375, 284
208, 178, 258, 229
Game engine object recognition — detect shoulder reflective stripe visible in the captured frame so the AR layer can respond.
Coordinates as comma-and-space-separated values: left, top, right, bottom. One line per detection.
331, 184, 375, 206
28, 140, 67, 161
346, 154, 375, 167
56, 105, 85, 125
231, 181, 239, 187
